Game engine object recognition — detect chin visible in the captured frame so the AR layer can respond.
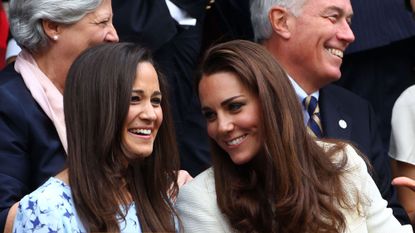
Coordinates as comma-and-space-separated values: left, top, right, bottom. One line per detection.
230, 155, 252, 165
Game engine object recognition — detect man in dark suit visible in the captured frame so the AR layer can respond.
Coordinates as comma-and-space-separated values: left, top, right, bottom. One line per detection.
112, 0, 210, 176
251, 0, 410, 224
337, 0, 415, 151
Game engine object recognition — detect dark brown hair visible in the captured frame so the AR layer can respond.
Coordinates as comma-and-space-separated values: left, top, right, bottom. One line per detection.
197, 40, 355, 233
64, 42, 179, 232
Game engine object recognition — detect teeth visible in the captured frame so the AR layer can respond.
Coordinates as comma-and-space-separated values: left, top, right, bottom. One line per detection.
130, 129, 151, 135
327, 48, 343, 58
227, 135, 246, 146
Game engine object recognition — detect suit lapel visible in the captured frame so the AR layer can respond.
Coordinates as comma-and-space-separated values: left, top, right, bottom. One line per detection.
319, 86, 352, 141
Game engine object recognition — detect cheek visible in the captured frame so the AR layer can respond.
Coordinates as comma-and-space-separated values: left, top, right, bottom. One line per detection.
125, 108, 135, 125
206, 123, 217, 139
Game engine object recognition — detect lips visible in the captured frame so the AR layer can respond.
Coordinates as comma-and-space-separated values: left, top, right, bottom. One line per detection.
128, 128, 152, 136
226, 134, 247, 146
326, 48, 343, 58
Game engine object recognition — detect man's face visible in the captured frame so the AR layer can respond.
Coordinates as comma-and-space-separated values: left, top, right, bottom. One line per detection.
287, 0, 355, 90
411, 0, 415, 12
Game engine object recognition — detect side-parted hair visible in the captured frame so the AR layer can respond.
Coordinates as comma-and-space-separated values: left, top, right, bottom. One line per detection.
64, 42, 179, 232
9, 0, 101, 53
250, 0, 306, 42
197, 40, 353, 233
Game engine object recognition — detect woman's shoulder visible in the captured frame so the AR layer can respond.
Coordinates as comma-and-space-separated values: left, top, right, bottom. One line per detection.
179, 167, 215, 193
14, 177, 83, 232
177, 167, 216, 205
317, 141, 366, 169
17, 177, 73, 216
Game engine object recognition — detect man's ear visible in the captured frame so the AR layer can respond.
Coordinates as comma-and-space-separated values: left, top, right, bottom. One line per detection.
268, 6, 292, 39
42, 19, 60, 41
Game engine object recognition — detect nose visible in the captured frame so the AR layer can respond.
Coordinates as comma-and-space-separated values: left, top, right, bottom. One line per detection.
337, 21, 355, 45
139, 102, 157, 122
216, 114, 234, 135
106, 23, 119, 43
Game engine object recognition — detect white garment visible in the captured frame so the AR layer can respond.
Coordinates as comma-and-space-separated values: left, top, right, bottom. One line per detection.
5, 38, 21, 61
389, 85, 415, 164
176, 143, 413, 233
165, 0, 196, 26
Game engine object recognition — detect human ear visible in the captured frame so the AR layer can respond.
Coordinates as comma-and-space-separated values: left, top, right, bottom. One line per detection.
42, 19, 61, 41
268, 6, 292, 39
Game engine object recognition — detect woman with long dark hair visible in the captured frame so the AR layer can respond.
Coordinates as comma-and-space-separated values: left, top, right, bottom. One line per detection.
12, 43, 180, 232
176, 40, 412, 233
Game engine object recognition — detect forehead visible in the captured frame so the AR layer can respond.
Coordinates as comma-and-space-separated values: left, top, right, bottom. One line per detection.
86, 0, 112, 17
134, 62, 159, 89
302, 0, 353, 15
200, 72, 245, 91
199, 71, 252, 103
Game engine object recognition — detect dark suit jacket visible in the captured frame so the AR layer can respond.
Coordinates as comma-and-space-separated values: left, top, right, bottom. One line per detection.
338, 0, 415, 154
320, 84, 410, 224
0, 64, 66, 232
346, 0, 415, 54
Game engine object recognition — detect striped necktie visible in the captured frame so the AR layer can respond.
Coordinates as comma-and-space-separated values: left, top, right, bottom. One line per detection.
303, 96, 323, 138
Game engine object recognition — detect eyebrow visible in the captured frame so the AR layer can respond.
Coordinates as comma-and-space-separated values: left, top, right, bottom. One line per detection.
221, 95, 243, 107
200, 95, 244, 112
131, 90, 162, 96
323, 6, 353, 18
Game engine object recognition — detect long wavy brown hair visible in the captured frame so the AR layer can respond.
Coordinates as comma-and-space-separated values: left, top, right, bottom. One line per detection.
64, 43, 180, 232
197, 40, 357, 233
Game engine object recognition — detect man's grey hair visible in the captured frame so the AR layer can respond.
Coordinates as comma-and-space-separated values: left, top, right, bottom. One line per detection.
9, 0, 102, 53
250, 0, 306, 42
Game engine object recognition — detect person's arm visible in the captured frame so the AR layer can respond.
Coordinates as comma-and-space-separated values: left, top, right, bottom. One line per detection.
3, 203, 17, 233
392, 169, 415, 224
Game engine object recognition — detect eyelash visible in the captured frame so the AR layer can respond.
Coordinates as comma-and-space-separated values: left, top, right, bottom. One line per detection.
202, 111, 216, 121
151, 97, 162, 106
327, 15, 338, 23
228, 102, 244, 111
131, 95, 140, 103
130, 95, 162, 106
202, 101, 245, 121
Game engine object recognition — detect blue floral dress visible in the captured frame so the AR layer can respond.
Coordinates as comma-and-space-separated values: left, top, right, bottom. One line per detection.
13, 177, 141, 233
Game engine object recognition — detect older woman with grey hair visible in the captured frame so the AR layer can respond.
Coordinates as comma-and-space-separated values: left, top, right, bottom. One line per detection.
0, 0, 118, 231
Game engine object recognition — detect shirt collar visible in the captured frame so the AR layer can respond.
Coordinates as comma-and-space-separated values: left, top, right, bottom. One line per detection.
287, 75, 319, 101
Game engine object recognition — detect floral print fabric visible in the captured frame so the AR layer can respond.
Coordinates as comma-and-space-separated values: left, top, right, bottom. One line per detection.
13, 177, 141, 233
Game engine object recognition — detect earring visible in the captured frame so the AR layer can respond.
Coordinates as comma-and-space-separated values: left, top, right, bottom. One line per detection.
52, 35, 58, 41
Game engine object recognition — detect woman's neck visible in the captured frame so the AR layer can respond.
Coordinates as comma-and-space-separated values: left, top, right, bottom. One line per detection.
33, 50, 68, 93
55, 169, 69, 184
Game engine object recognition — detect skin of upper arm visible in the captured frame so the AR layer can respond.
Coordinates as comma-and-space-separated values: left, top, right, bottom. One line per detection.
3, 202, 18, 233
391, 159, 415, 219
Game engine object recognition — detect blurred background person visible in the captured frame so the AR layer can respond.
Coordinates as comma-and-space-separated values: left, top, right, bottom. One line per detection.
390, 84, 415, 224
0, 0, 118, 231
389, 0, 415, 225
176, 40, 412, 233
12, 42, 180, 233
